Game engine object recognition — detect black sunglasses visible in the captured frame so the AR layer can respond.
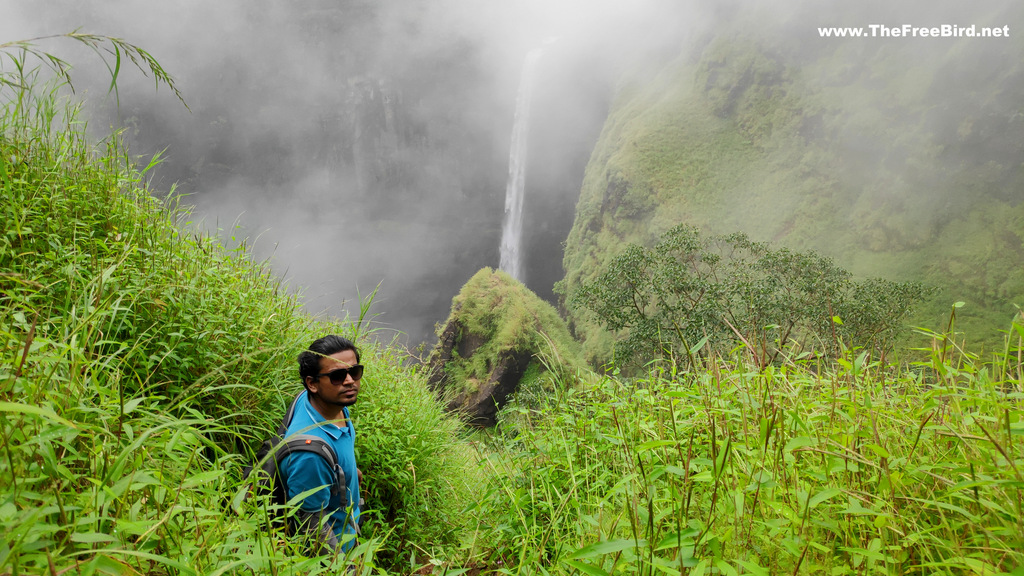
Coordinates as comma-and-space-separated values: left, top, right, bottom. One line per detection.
316, 365, 364, 384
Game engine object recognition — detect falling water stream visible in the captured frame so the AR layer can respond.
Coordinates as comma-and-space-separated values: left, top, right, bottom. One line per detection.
498, 48, 544, 282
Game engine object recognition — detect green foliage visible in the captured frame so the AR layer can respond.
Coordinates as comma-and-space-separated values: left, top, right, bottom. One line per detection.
465, 326, 1024, 574
436, 268, 586, 396
571, 224, 931, 371
560, 8, 1024, 361
0, 90, 358, 574
1, 32, 187, 115
355, 344, 483, 564
1, 40, 477, 574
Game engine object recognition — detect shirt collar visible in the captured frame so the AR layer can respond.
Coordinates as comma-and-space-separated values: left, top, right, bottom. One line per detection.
302, 399, 352, 439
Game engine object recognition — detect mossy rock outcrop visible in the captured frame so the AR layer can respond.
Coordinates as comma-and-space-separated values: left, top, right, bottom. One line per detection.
426, 268, 585, 426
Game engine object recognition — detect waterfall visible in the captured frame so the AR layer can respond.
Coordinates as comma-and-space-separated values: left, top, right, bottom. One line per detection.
498, 48, 543, 282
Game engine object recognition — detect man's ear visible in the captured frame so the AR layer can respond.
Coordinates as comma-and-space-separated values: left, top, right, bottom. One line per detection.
305, 376, 318, 394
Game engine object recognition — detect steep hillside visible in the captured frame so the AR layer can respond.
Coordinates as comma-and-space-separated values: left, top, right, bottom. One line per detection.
560, 3, 1024, 363
0, 80, 477, 572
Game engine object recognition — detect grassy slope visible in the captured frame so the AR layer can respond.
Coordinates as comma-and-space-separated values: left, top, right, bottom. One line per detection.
0, 96, 476, 573
561, 11, 1024, 364
471, 347, 1024, 574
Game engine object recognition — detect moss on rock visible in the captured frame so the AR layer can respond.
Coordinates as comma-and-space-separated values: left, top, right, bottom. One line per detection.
426, 268, 586, 426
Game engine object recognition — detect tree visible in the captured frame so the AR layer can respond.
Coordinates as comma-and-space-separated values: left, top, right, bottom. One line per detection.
571, 224, 931, 370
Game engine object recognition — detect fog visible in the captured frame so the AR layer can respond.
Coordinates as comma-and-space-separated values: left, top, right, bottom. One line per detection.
1, 0, 1019, 348
0, 0, 693, 348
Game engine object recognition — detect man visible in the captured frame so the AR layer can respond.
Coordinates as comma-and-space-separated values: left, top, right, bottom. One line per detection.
281, 335, 363, 554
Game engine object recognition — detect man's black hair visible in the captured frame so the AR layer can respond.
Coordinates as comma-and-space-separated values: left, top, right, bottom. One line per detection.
298, 335, 360, 391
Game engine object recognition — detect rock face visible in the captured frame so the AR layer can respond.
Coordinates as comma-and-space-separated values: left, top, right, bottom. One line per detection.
425, 268, 586, 427
427, 314, 533, 427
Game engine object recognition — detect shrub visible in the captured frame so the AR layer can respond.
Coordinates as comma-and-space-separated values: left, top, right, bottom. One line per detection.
570, 224, 932, 370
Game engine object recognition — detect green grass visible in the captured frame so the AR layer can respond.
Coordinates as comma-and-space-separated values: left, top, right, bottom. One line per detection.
1, 51, 479, 574
1, 97, 337, 573
461, 324, 1024, 575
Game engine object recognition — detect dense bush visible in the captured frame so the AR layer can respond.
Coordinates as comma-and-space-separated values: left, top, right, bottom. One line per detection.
355, 342, 482, 564
570, 224, 931, 371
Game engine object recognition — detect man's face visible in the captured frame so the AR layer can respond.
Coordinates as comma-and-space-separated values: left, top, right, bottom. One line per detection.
306, 349, 361, 407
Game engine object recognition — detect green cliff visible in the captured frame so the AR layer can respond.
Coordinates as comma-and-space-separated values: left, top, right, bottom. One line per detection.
560, 6, 1024, 363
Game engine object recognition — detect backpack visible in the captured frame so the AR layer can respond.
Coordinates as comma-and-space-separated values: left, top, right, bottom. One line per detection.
239, 391, 347, 531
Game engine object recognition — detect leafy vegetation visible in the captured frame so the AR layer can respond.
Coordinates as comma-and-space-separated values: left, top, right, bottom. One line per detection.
1, 37, 476, 574
429, 268, 586, 400
463, 320, 1024, 575
570, 224, 931, 371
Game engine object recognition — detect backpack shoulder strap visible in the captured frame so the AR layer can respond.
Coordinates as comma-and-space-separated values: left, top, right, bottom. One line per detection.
277, 434, 339, 469
274, 392, 347, 501
277, 434, 346, 500
278, 391, 306, 437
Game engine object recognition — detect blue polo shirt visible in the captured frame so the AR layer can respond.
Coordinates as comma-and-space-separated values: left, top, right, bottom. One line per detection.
280, 391, 360, 551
